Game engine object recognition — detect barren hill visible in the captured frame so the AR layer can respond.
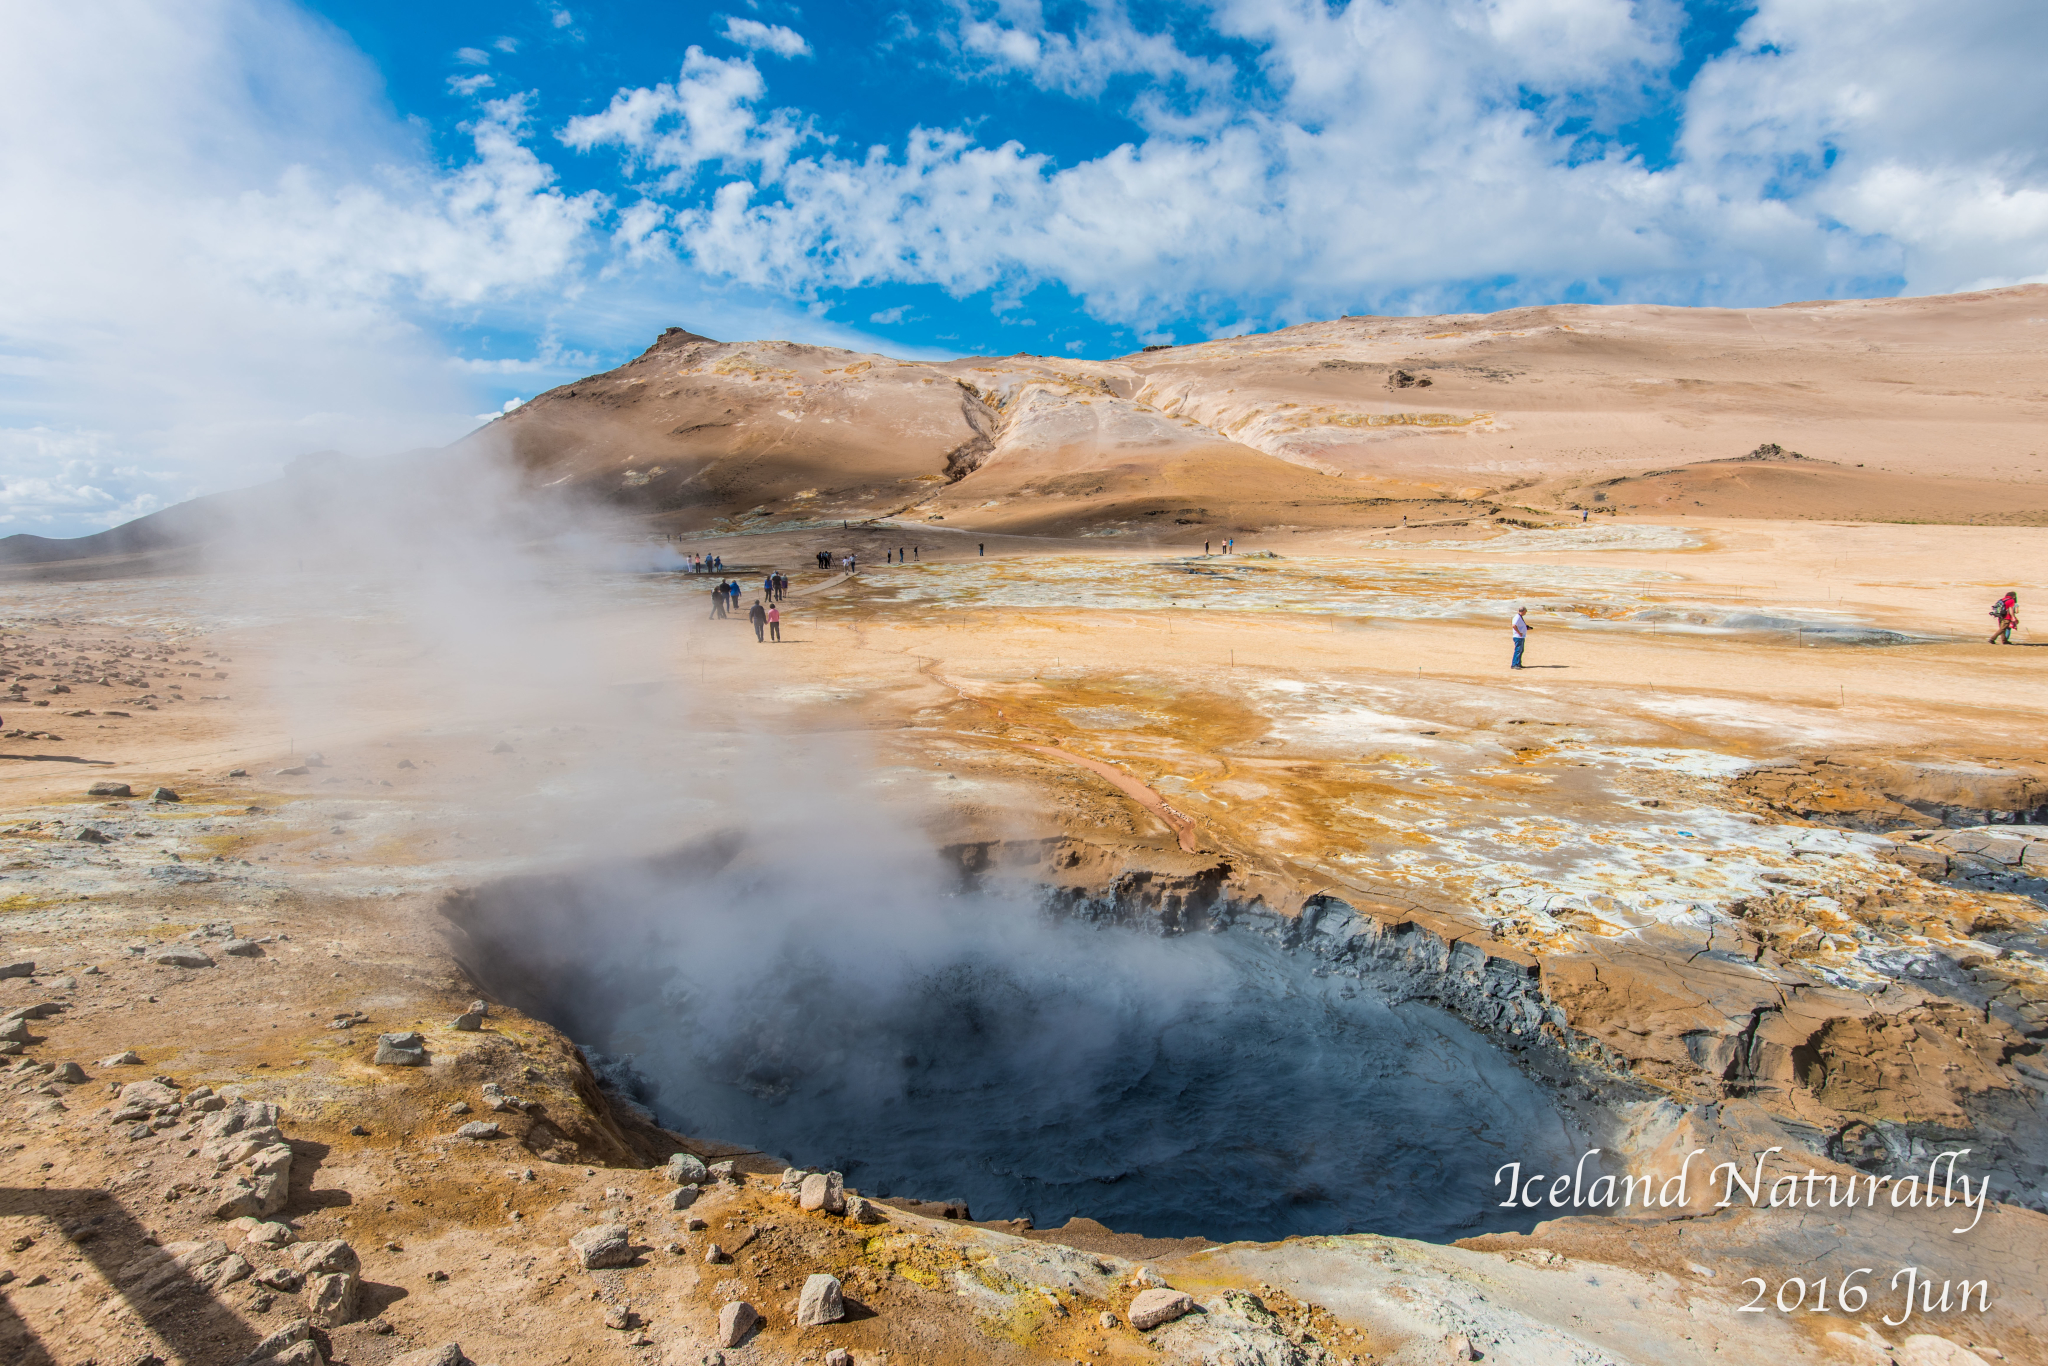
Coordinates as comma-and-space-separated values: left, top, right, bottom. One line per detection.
475, 284, 2048, 537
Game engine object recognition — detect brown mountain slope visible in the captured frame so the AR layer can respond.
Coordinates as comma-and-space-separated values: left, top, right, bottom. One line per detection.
468, 284, 2048, 538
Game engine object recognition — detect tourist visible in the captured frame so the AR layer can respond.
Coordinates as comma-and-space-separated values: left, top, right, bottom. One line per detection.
710, 584, 726, 619
1511, 607, 1530, 668
748, 598, 768, 642
1990, 591, 2019, 645
767, 603, 781, 641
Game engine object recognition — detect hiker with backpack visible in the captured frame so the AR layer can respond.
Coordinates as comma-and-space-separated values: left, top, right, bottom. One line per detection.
1990, 591, 2019, 645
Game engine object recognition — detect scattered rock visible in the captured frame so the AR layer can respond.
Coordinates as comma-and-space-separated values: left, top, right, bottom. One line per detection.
221, 939, 264, 957
1388, 368, 1432, 388
153, 947, 215, 969
87, 782, 132, 797
388, 1347, 473, 1366
51, 1062, 85, 1084
825, 1351, 853, 1366
76, 828, 113, 844
235, 1318, 317, 1365
448, 1101, 472, 1115
666, 1186, 699, 1211
845, 1195, 889, 1225
374, 1032, 426, 1066
244, 1222, 295, 1249
704, 1243, 730, 1264
717, 1301, 759, 1348
451, 1000, 486, 1031
603, 1304, 635, 1330
397, 759, 415, 769
1129, 1288, 1197, 1331
686, 1217, 707, 1231
799, 1170, 847, 1215
1444, 1332, 1478, 1361
294, 1242, 361, 1326
99, 1050, 141, 1066
227, 768, 248, 777
267, 1343, 324, 1366
254, 1266, 305, 1292
1099, 1311, 1119, 1329
120, 1079, 181, 1109
455, 1121, 501, 1140
0, 1018, 28, 1043
666, 1152, 709, 1185
0, 960, 32, 979
797, 1273, 845, 1327
349, 1124, 369, 1135
569, 1223, 634, 1269
709, 1159, 741, 1184
151, 787, 181, 802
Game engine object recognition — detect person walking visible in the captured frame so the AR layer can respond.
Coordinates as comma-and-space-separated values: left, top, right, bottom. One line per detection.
710, 584, 726, 619
1511, 607, 1530, 668
748, 598, 767, 642
767, 603, 781, 641
1990, 591, 2019, 644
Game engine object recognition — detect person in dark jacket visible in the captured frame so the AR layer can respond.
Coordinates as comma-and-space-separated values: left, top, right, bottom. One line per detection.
748, 599, 768, 642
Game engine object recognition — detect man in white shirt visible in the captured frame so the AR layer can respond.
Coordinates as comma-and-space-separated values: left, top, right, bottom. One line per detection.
1511, 607, 1529, 669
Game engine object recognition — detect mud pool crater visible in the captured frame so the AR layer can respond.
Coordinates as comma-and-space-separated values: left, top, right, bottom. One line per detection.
447, 851, 1596, 1245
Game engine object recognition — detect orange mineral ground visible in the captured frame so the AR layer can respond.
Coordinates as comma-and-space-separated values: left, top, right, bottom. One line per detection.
0, 289, 2044, 1366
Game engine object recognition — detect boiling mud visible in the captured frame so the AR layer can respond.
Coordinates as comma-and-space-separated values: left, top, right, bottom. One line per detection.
596, 924, 1584, 1245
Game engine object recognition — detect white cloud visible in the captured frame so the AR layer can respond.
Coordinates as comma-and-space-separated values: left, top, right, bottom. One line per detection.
869, 305, 908, 324
493, 36, 519, 53
0, 1, 611, 535
721, 17, 811, 59
447, 73, 494, 95
455, 46, 491, 65
560, 47, 805, 189
570, 0, 2046, 333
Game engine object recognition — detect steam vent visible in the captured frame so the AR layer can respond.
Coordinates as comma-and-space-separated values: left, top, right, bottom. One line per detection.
6, 9, 2048, 1359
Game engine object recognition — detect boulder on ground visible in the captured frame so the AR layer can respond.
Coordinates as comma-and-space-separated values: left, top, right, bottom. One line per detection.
569, 1223, 634, 1269
718, 1301, 759, 1348
1129, 1288, 1197, 1331
0, 1018, 28, 1043
451, 1010, 484, 1031
76, 828, 112, 844
797, 1273, 845, 1327
236, 1318, 312, 1365
825, 1350, 852, 1366
0, 960, 32, 979
665, 1186, 698, 1211
87, 782, 131, 797
51, 1062, 85, 1083
99, 1049, 141, 1066
221, 939, 264, 957
845, 1195, 889, 1225
151, 787, 181, 802
665, 1152, 709, 1186
154, 947, 215, 969
455, 1121, 501, 1140
799, 1171, 846, 1214
374, 1032, 426, 1066
306, 1270, 359, 1326
390, 1347, 473, 1366
267, 1343, 323, 1366
120, 1079, 181, 1109
293, 1240, 360, 1277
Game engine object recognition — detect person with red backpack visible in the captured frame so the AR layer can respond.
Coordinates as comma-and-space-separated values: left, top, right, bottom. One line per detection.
1989, 591, 2019, 645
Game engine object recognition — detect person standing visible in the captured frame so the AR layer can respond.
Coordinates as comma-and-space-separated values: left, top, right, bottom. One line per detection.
1511, 607, 1530, 668
710, 584, 726, 619
767, 603, 781, 641
748, 598, 767, 642
1990, 591, 2019, 644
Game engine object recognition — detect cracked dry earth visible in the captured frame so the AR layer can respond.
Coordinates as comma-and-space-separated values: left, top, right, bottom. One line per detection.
1, 514, 2046, 1366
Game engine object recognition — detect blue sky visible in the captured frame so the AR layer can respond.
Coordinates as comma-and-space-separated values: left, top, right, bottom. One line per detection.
2, 0, 2044, 535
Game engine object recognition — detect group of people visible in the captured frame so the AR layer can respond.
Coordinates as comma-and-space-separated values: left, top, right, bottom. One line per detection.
683, 552, 726, 573
761, 572, 789, 603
